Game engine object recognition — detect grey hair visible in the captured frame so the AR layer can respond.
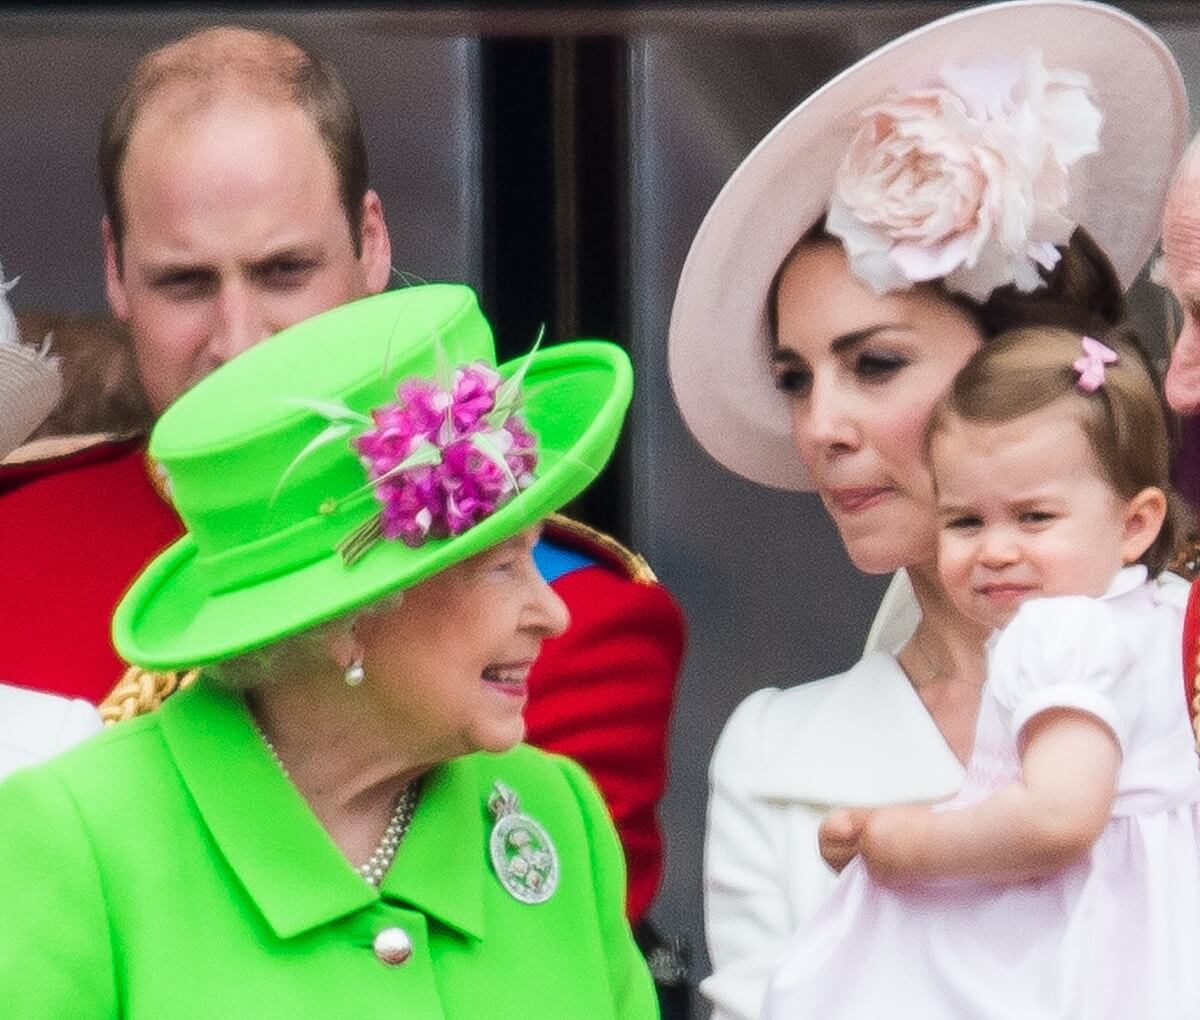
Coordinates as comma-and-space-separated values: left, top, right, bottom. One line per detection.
1166, 132, 1200, 217
205, 590, 405, 692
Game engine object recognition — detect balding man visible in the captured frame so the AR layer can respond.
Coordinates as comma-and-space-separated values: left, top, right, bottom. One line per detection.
100, 27, 392, 413
1158, 139, 1200, 763
0, 26, 683, 949
1161, 136, 1200, 415
3, 27, 393, 696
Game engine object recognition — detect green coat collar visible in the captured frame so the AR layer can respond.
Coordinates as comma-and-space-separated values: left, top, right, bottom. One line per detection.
158, 679, 486, 941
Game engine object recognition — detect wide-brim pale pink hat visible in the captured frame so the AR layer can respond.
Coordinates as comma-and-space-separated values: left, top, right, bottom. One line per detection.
668, 0, 1188, 491
0, 271, 62, 460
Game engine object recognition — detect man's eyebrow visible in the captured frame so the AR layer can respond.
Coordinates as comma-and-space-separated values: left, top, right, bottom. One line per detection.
247, 244, 325, 266
139, 261, 215, 283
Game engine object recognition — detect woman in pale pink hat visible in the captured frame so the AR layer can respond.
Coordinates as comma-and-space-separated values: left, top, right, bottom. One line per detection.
667, 3, 1189, 1018
0, 266, 102, 776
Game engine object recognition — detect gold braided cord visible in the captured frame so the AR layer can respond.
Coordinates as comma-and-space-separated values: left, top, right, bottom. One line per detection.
546, 513, 659, 584
1170, 536, 1200, 582
98, 666, 199, 725
1193, 650, 1200, 757
1174, 534, 1200, 754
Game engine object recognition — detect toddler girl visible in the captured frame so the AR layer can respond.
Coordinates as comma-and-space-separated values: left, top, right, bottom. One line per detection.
764, 325, 1200, 1019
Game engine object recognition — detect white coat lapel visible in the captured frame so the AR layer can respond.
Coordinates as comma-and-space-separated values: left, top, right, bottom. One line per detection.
751, 653, 964, 806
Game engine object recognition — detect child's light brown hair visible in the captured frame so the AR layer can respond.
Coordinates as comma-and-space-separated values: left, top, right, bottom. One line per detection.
927, 323, 1186, 576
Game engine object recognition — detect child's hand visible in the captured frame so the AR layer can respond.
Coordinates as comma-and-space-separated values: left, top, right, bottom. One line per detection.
857, 805, 933, 886
818, 808, 873, 873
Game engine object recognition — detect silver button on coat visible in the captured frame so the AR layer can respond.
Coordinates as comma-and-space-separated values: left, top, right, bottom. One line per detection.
372, 927, 413, 966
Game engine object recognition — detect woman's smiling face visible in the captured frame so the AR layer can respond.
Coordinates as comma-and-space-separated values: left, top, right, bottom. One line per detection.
355, 527, 570, 764
771, 241, 984, 573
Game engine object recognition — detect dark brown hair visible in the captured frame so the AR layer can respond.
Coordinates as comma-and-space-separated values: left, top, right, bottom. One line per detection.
99, 26, 369, 256
767, 222, 1127, 346
927, 323, 1186, 576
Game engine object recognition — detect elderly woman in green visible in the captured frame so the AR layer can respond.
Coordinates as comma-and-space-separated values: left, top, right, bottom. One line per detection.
0, 285, 655, 1019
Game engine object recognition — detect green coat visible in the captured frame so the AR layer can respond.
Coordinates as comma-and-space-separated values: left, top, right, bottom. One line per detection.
0, 680, 658, 1018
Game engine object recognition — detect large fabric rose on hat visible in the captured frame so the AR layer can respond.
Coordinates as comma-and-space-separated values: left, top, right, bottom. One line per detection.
827, 50, 1102, 302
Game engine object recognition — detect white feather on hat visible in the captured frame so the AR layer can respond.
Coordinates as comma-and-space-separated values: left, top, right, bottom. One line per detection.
0, 265, 62, 461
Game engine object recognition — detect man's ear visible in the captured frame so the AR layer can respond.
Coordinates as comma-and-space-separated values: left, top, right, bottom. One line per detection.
102, 216, 130, 322
358, 189, 393, 295
1120, 486, 1168, 564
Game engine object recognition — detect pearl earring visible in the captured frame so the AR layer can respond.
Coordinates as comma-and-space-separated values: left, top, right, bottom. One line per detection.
344, 658, 365, 687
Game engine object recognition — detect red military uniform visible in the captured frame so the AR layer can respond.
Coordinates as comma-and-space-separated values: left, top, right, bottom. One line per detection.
0, 437, 684, 922
1183, 578, 1200, 754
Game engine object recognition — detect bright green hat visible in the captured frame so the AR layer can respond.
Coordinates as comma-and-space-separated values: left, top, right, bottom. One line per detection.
113, 284, 632, 671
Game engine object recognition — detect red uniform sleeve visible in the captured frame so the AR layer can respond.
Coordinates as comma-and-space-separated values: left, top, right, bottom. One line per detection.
0, 442, 181, 702
1183, 578, 1200, 733
523, 565, 685, 922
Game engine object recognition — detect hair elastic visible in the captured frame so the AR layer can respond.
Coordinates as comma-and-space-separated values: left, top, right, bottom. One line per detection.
1073, 336, 1119, 393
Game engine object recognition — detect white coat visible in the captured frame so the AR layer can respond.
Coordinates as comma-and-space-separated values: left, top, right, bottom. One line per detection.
701, 572, 964, 1020
0, 682, 101, 781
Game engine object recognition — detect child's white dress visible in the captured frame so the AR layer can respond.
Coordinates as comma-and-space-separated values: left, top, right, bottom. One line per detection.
764, 566, 1200, 1019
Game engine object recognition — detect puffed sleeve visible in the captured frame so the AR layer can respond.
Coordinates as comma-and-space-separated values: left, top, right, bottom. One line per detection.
703, 689, 810, 1020
556, 755, 659, 1019
0, 765, 117, 1016
988, 596, 1134, 751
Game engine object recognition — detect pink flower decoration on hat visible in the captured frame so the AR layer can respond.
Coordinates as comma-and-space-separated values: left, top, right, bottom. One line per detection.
1073, 336, 1119, 393
827, 50, 1102, 302
354, 363, 538, 548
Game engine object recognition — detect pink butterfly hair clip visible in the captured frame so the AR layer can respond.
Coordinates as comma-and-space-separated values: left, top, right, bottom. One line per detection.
1073, 336, 1119, 394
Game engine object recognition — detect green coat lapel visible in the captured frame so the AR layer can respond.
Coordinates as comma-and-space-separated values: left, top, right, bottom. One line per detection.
382, 751, 486, 941
159, 678, 488, 943
158, 679, 375, 938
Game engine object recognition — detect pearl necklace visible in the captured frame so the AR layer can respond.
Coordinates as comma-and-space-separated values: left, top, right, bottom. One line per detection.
353, 783, 420, 887
254, 722, 419, 887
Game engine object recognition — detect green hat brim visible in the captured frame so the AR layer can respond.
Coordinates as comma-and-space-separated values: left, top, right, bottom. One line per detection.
112, 340, 631, 671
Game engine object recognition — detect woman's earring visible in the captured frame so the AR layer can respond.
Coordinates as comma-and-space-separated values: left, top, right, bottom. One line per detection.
344, 657, 366, 687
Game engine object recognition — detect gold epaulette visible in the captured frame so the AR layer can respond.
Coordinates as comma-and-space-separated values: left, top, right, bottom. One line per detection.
1175, 535, 1200, 754
546, 512, 659, 584
1193, 680, 1200, 757
1169, 534, 1200, 582
1189, 586, 1200, 756
98, 666, 200, 725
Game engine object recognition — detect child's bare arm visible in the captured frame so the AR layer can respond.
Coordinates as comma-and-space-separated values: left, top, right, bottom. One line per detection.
856, 709, 1119, 885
